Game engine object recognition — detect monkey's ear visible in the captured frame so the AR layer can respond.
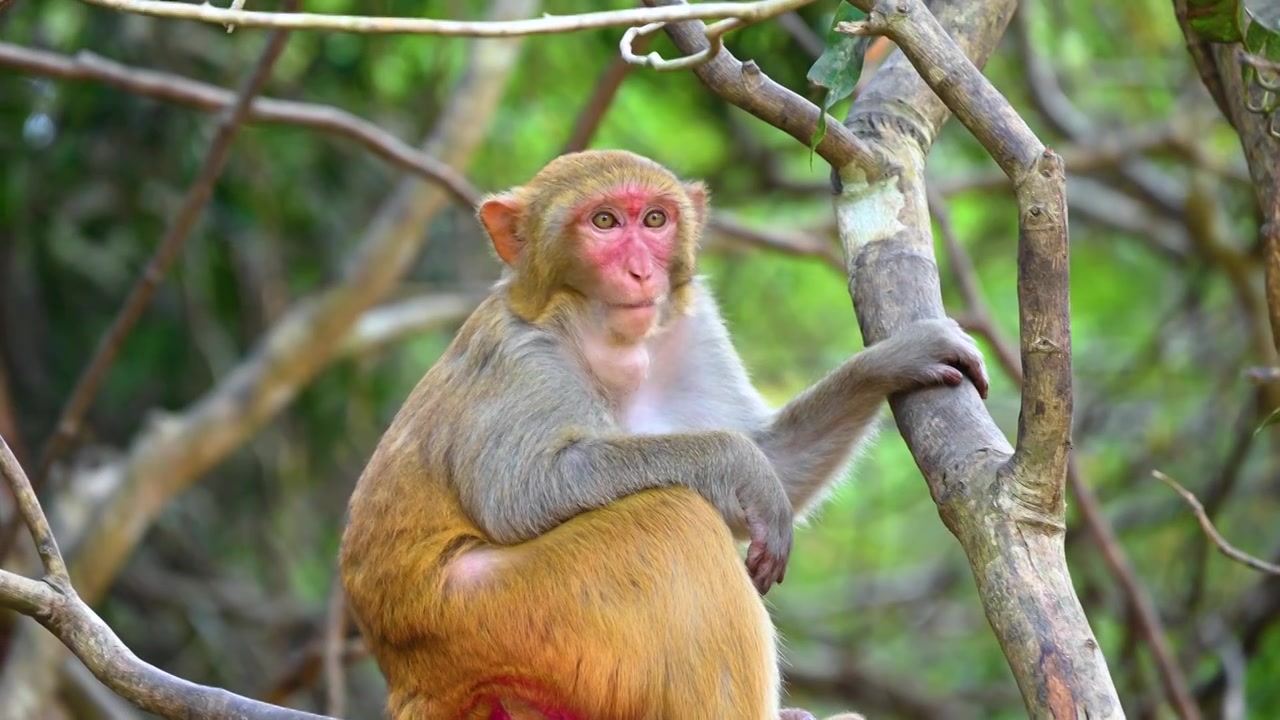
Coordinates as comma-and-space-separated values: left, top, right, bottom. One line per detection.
683, 181, 710, 230
478, 194, 524, 266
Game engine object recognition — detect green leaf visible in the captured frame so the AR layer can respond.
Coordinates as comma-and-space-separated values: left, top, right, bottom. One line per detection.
1244, 10, 1280, 58
806, 4, 870, 154
1253, 405, 1280, 436
1187, 0, 1245, 42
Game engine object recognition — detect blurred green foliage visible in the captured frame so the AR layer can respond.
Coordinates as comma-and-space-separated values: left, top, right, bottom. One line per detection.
2, 0, 1279, 717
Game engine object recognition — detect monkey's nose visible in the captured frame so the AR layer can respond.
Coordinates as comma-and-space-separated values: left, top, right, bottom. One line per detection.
626, 260, 654, 283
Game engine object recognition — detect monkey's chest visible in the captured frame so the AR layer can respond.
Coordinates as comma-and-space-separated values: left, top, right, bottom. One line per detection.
581, 338, 690, 434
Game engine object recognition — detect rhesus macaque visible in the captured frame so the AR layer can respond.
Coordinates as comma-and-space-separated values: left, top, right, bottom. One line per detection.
339, 150, 988, 720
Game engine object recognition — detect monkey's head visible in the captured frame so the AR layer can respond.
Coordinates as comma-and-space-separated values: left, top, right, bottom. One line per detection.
477, 150, 708, 343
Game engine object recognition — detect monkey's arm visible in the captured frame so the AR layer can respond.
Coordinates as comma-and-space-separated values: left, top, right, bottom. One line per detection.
675, 288, 986, 518
754, 319, 989, 517
453, 346, 792, 591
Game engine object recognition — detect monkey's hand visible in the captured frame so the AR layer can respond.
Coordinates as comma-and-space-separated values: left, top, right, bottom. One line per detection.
872, 317, 990, 399
735, 478, 793, 594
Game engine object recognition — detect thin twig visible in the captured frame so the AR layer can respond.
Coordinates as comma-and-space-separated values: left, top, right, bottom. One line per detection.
261, 637, 367, 704
23, 6, 300, 502
0, 43, 481, 207
708, 215, 843, 271
321, 577, 347, 717
1154, 471, 1280, 575
79, 0, 815, 36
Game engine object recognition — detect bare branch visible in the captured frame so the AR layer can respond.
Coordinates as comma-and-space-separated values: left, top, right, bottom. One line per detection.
932, 186, 1200, 720
22, 7, 300, 519
642, 0, 886, 175
339, 292, 484, 358
321, 578, 347, 717
707, 214, 844, 272
0, 42, 481, 207
834, 0, 1124, 713
0, 437, 336, 720
1154, 471, 1280, 575
80, 0, 815, 35
0, 0, 538, 711
0, 434, 68, 585
620, 16, 744, 71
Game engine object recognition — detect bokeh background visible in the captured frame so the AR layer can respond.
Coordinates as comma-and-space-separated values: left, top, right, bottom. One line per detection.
1, 0, 1277, 718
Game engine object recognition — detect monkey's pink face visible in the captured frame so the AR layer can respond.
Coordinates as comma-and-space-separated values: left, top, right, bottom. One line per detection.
574, 187, 678, 342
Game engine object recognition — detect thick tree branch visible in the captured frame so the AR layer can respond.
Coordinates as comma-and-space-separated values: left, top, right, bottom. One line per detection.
641, 0, 885, 175
1171, 1, 1280, 354
830, 0, 1123, 714
932, 191, 1199, 720
846, 0, 1071, 520
0, 43, 481, 207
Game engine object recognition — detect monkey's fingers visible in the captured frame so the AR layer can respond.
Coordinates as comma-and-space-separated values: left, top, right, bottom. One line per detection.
955, 353, 990, 399
779, 709, 818, 720
746, 540, 782, 594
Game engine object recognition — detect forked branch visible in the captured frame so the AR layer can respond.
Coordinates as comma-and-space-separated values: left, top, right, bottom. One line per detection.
640, 0, 885, 175
843, 0, 1072, 511
0, 436, 337, 720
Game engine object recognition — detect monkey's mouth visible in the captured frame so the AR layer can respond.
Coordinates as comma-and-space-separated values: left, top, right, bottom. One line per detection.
611, 301, 657, 310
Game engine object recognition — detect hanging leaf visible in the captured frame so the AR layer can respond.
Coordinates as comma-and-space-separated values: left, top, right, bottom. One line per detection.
806, 3, 870, 154
1253, 405, 1280, 436
1187, 0, 1245, 42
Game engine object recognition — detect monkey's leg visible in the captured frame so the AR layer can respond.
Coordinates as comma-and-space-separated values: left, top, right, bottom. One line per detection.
426, 488, 779, 720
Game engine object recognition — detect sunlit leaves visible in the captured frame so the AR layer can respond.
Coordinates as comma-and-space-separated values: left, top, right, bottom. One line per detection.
1187, 0, 1246, 41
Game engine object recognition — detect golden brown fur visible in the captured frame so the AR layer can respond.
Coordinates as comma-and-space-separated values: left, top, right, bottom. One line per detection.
340, 295, 777, 719
340, 150, 984, 719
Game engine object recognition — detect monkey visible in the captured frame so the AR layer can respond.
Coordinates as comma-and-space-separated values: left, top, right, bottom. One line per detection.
338, 149, 988, 720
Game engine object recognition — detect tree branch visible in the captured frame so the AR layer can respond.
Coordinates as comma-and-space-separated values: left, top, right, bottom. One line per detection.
0, 437, 335, 720
20, 4, 300, 519
846, 0, 1071, 518
80, 0, 814, 37
0, 1, 538, 713
932, 187, 1200, 720
641, 0, 885, 175
1154, 471, 1280, 575
832, 0, 1123, 713
0, 42, 481, 207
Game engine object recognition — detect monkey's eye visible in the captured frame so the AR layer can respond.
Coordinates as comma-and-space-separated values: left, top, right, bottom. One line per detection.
642, 209, 667, 228
591, 211, 619, 229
